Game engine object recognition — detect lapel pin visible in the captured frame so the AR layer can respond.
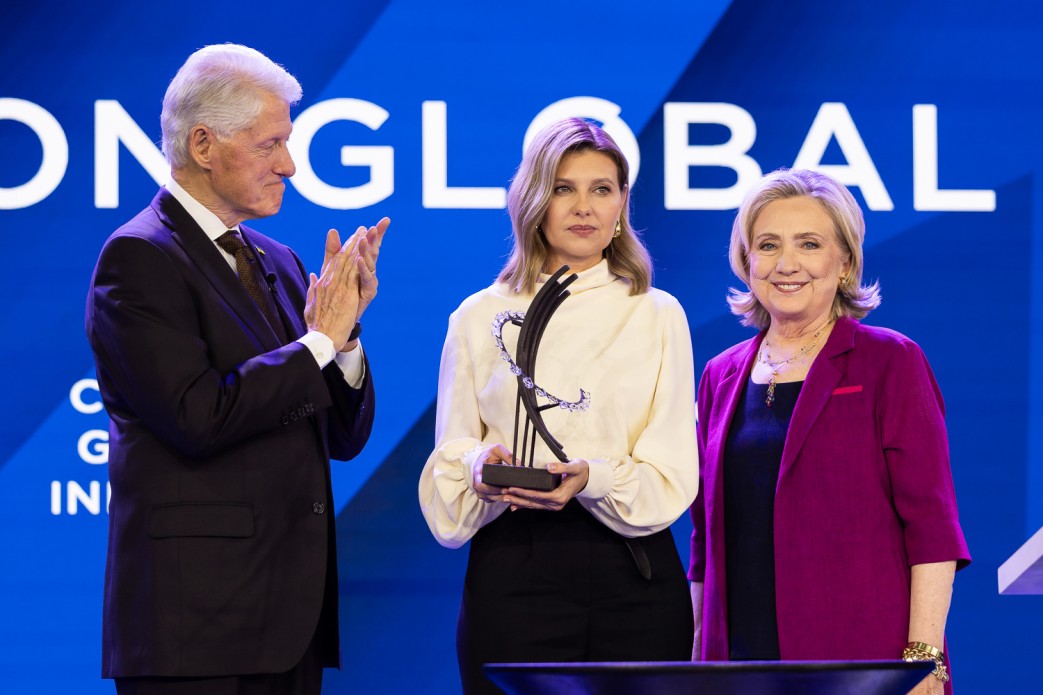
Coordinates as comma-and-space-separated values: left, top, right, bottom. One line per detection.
255, 246, 266, 256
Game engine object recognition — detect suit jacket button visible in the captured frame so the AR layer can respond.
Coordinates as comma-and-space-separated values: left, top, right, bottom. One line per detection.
312, 502, 325, 515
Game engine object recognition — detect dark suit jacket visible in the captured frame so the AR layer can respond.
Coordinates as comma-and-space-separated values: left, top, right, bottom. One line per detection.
86, 188, 375, 678
688, 317, 969, 663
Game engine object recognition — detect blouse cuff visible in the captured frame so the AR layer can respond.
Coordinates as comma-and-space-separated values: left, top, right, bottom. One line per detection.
462, 445, 484, 491
577, 457, 612, 500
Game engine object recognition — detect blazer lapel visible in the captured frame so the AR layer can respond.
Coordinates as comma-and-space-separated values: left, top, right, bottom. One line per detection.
152, 189, 282, 351
778, 317, 857, 480
707, 335, 763, 474
707, 335, 763, 596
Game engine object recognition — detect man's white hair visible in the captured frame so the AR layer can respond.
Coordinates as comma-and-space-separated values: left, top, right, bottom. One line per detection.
161, 43, 302, 169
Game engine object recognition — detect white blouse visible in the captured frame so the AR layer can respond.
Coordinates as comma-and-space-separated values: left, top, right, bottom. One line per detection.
418, 259, 699, 548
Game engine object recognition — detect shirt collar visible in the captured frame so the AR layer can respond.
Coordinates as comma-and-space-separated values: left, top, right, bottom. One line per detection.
165, 177, 239, 241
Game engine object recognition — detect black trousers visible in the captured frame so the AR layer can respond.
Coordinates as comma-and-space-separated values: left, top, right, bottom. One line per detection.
457, 500, 694, 695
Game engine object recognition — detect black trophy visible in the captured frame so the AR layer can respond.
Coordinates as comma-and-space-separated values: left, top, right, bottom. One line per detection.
483, 266, 590, 491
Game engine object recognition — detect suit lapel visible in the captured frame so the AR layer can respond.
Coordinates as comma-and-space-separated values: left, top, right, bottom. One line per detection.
238, 224, 324, 447
152, 189, 282, 351
240, 226, 305, 340
778, 317, 857, 480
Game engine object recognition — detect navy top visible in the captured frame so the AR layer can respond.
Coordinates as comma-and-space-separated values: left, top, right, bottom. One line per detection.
723, 378, 803, 660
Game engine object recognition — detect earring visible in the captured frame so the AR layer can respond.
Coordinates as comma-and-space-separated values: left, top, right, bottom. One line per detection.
613, 221, 622, 238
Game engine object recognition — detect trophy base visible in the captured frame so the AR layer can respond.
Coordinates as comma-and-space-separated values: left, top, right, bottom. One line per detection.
482, 464, 562, 491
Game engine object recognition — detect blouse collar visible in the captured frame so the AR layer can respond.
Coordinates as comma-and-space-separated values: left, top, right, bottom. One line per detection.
537, 258, 619, 295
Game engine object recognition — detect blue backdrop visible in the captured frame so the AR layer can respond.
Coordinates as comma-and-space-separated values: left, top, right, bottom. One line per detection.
1, 1, 1040, 692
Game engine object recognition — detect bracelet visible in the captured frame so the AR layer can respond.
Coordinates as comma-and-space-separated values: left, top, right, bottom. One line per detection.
908, 641, 944, 660
902, 642, 950, 684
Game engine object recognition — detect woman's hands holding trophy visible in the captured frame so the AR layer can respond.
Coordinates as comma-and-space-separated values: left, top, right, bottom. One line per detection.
472, 444, 514, 504
473, 444, 589, 511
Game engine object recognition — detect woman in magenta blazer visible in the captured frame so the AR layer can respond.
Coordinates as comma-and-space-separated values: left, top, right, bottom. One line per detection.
688, 169, 970, 694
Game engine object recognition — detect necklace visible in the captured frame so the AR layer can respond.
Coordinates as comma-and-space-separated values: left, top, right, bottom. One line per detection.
757, 321, 832, 407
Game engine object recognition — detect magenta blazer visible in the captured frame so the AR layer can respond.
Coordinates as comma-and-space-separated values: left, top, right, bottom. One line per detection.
689, 317, 970, 664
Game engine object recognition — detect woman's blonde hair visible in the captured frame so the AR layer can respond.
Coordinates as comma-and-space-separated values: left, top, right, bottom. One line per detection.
727, 168, 881, 329
499, 118, 651, 295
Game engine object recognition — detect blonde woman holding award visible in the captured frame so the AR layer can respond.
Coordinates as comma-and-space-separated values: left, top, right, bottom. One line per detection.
419, 118, 699, 694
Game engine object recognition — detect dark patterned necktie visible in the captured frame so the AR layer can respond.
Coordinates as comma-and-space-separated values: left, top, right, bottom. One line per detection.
216, 230, 286, 342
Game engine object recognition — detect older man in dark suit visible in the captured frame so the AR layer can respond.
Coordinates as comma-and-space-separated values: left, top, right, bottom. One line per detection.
85, 44, 388, 695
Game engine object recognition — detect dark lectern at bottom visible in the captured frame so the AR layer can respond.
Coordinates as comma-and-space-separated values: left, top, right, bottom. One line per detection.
484, 660, 933, 695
